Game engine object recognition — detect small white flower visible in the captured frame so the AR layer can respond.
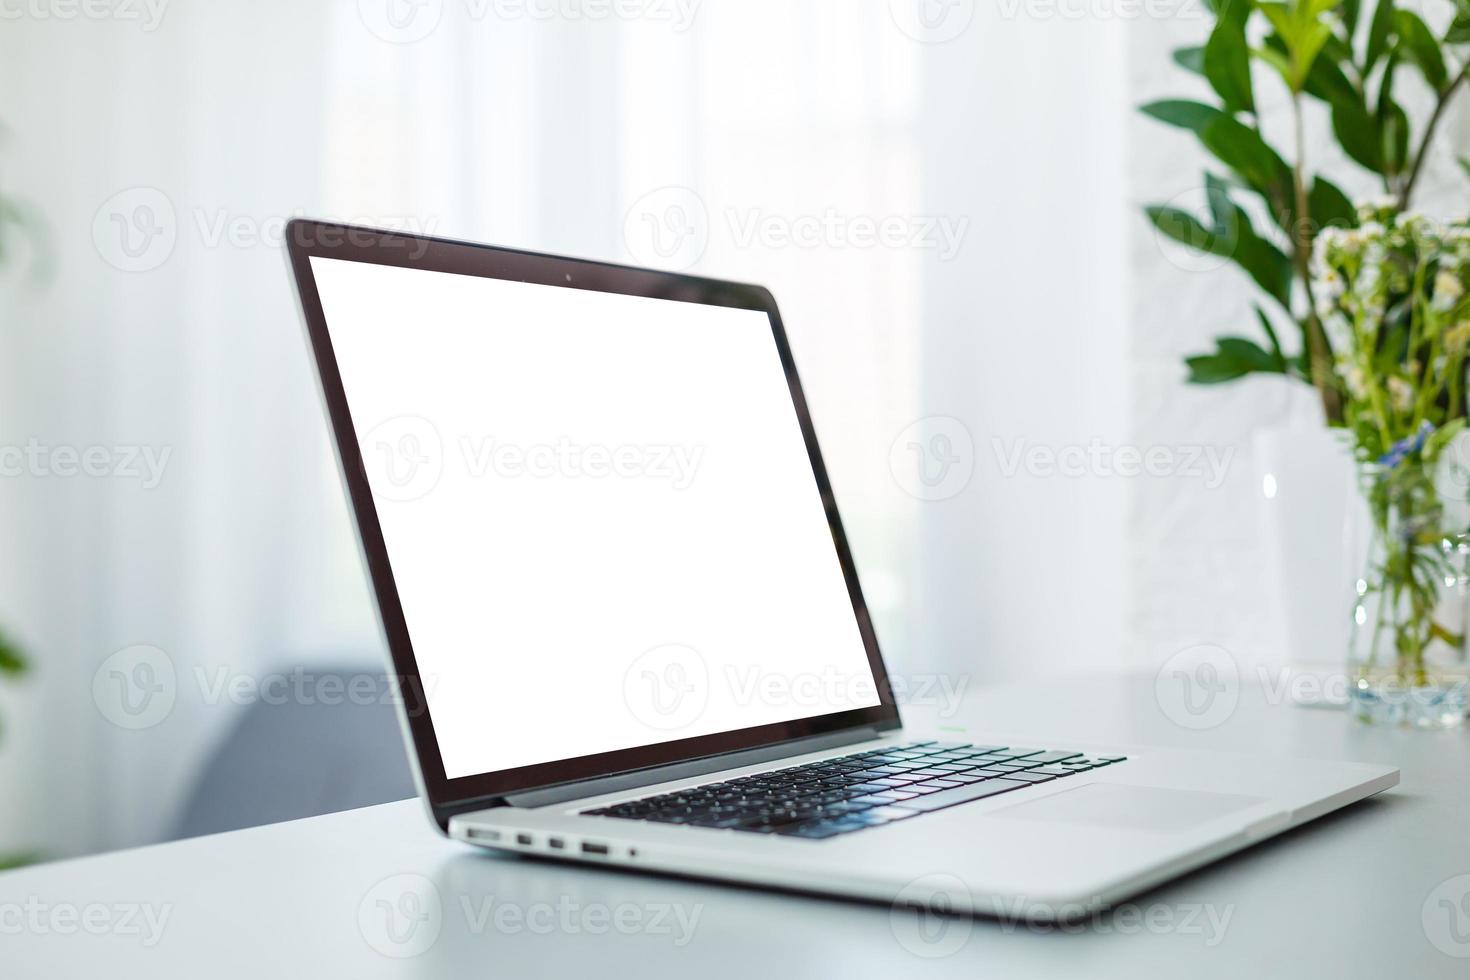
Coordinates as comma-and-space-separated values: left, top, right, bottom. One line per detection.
1387, 376, 1415, 413
1433, 269, 1465, 313
1338, 361, 1369, 401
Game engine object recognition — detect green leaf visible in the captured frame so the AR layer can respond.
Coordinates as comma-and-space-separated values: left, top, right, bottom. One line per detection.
1208, 0, 1253, 26
1460, 156, 1470, 180
1186, 335, 1290, 384
1264, 32, 1357, 108
1449, 1, 1470, 43
1146, 196, 1293, 310
1308, 175, 1357, 229
1147, 205, 1226, 256
1378, 97, 1410, 177
1173, 46, 1206, 75
1205, 15, 1255, 113
1332, 97, 1385, 173
1224, 209, 1295, 308
0, 630, 25, 677
1199, 114, 1293, 201
1140, 99, 1222, 133
1253, 41, 1294, 85
1394, 9, 1447, 91
1341, 0, 1362, 33
1366, 0, 1395, 71
1254, 306, 1292, 368
1219, 336, 1288, 372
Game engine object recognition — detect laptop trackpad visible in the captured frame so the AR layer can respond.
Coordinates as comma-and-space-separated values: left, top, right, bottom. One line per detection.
989, 783, 1266, 832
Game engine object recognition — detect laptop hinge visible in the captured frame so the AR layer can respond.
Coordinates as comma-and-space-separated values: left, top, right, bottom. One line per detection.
502, 726, 889, 809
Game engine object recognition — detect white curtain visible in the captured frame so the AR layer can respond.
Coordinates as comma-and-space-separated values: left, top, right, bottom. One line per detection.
0, 0, 1132, 858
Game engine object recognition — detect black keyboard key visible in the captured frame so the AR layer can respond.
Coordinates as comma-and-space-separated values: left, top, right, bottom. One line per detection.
892, 778, 1030, 812
996, 771, 1056, 783
986, 748, 1045, 760
1024, 751, 1083, 764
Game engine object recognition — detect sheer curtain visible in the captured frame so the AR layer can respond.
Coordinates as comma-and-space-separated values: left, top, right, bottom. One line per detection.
0, 0, 944, 858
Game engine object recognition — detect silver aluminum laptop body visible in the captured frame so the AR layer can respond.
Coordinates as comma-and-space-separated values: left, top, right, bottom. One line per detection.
286, 219, 1398, 918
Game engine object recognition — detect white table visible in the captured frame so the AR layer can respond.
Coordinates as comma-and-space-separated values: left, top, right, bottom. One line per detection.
6, 670, 1468, 978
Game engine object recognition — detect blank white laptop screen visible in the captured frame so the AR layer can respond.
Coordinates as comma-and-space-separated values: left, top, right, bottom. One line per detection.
309, 257, 879, 779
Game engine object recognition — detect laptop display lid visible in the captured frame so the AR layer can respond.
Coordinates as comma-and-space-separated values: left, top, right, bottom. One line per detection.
286, 220, 900, 824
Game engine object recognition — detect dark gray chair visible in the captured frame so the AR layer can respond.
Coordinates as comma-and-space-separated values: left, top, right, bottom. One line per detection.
173, 666, 417, 840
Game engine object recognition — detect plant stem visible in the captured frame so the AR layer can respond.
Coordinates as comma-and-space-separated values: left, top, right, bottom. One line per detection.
1291, 91, 1342, 423
1398, 60, 1470, 211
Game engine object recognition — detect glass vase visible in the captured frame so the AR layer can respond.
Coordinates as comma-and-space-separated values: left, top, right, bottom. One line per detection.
1347, 451, 1470, 728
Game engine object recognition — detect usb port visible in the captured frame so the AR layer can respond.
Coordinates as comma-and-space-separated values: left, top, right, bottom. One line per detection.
464, 827, 500, 842
547, 837, 565, 850
581, 841, 609, 856
516, 833, 533, 846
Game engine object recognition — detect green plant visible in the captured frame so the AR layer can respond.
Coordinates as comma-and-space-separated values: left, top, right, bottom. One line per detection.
1142, 0, 1470, 424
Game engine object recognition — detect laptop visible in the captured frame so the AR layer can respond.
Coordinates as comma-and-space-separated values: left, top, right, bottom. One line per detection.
285, 219, 1397, 918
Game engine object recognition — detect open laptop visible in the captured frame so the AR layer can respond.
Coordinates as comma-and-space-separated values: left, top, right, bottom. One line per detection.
286, 219, 1397, 918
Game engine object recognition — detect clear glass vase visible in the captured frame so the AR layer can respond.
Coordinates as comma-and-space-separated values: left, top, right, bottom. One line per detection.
1347, 453, 1470, 728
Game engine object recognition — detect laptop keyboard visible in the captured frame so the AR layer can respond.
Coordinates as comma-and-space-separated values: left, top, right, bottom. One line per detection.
582, 741, 1126, 840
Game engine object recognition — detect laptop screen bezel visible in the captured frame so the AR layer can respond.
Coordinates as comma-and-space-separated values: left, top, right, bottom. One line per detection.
285, 219, 902, 820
